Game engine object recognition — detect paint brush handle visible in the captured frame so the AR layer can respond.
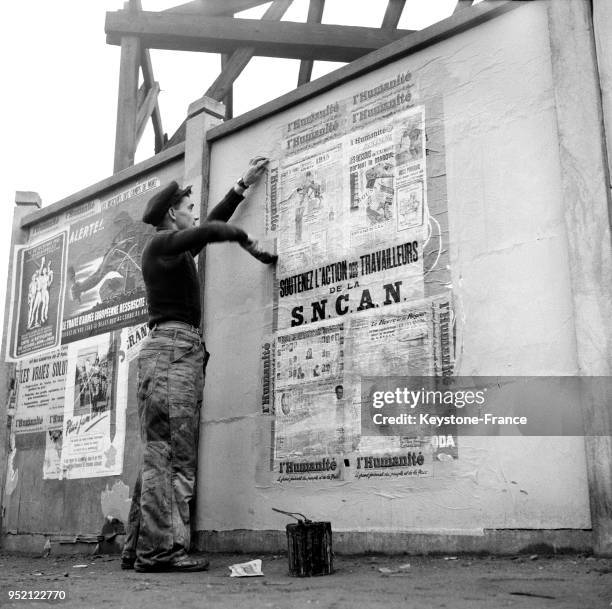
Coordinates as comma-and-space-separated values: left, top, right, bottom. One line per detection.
272, 507, 311, 523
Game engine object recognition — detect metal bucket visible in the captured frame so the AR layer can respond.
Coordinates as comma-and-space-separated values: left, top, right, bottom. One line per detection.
273, 508, 333, 577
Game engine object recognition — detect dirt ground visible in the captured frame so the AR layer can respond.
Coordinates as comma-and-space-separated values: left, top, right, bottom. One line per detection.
0, 551, 610, 609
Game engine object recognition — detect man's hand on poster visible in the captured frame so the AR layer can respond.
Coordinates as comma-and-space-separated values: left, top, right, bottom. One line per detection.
233, 156, 277, 264
241, 236, 278, 265
241, 156, 269, 187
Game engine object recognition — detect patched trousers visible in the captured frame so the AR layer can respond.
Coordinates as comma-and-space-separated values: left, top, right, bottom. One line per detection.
122, 322, 207, 569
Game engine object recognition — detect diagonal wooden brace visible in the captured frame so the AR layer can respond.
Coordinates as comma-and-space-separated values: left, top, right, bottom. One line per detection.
205, 0, 294, 102
297, 0, 325, 87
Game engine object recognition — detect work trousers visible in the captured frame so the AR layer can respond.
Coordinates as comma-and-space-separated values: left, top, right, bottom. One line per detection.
122, 323, 207, 569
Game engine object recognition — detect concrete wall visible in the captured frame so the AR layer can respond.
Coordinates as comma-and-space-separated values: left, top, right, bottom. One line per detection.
2, 0, 610, 556
198, 0, 611, 550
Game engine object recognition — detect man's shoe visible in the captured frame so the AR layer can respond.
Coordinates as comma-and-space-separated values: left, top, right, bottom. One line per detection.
120, 557, 135, 570
169, 556, 210, 572
134, 556, 210, 573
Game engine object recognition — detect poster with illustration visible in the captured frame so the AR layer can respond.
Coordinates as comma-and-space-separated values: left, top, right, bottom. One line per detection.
6, 231, 68, 361
60, 332, 127, 479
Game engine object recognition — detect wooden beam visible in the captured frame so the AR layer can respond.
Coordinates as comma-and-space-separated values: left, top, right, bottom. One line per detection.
453, 0, 473, 14
139, 47, 166, 152
105, 11, 414, 62
297, 0, 325, 87
162, 0, 269, 16
113, 36, 140, 173
130, 0, 166, 154
381, 0, 406, 30
136, 81, 160, 146
137, 82, 147, 109
221, 54, 234, 120
206, 0, 293, 101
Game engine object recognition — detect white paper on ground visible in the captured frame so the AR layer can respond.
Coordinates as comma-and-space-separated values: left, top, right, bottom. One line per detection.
229, 559, 264, 577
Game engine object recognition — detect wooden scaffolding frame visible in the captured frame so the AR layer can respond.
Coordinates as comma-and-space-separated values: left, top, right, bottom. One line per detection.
105, 0, 477, 173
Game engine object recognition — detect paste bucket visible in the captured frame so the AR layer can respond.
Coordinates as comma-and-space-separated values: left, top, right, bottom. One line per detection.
272, 508, 333, 577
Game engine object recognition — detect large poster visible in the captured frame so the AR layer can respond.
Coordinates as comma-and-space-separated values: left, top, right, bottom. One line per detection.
6, 174, 167, 360
352, 295, 457, 466
274, 143, 346, 276
348, 106, 425, 250
61, 178, 159, 343
277, 240, 423, 331
266, 74, 455, 482
60, 332, 128, 479
6, 232, 68, 361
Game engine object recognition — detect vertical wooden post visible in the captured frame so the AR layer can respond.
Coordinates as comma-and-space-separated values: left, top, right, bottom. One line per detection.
547, 0, 612, 556
131, 0, 166, 153
297, 0, 325, 87
221, 54, 234, 120
113, 34, 141, 173
0, 192, 41, 542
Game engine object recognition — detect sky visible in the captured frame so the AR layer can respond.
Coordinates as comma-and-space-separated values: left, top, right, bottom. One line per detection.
1, 0, 461, 344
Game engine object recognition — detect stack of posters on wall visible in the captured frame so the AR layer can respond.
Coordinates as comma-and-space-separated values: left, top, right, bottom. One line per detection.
266, 73, 456, 483
6, 172, 176, 480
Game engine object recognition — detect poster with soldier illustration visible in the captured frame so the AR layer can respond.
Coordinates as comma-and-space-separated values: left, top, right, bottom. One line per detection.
6, 231, 68, 361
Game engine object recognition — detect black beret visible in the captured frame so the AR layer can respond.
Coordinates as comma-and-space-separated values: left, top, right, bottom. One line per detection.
142, 181, 192, 226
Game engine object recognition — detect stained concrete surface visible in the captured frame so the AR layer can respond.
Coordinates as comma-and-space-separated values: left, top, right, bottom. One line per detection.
0, 551, 610, 609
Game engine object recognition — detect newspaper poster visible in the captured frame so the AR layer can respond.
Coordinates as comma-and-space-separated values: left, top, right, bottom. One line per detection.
394, 106, 426, 230
342, 299, 437, 467
6, 231, 68, 361
349, 70, 416, 133
13, 346, 68, 435
275, 323, 345, 390
348, 106, 426, 249
274, 322, 348, 481
348, 124, 396, 247
60, 332, 127, 479
348, 297, 439, 378
351, 295, 457, 462
61, 178, 160, 343
352, 439, 433, 479
266, 79, 456, 481
277, 239, 424, 332
274, 381, 344, 482
274, 143, 347, 276
260, 339, 274, 414
282, 101, 346, 158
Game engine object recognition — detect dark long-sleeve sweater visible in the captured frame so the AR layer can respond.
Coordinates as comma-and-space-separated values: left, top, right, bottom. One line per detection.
142, 188, 244, 328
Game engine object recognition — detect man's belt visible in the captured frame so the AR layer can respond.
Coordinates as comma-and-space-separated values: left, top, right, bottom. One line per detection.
152, 320, 202, 336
